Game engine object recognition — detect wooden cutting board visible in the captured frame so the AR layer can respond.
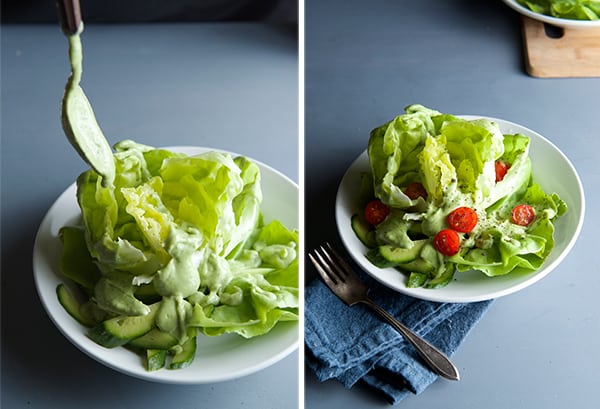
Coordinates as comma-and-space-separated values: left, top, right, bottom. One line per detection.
521, 16, 600, 78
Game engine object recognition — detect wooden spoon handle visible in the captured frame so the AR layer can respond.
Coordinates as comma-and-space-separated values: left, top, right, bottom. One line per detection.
57, 0, 83, 35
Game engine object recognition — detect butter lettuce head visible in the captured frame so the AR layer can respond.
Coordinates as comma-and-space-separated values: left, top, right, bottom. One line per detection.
61, 140, 298, 339
366, 105, 566, 281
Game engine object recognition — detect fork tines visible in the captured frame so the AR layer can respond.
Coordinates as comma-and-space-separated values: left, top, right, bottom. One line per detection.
309, 242, 350, 285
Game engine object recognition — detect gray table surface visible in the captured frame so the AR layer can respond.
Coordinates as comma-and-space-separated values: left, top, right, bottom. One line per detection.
305, 0, 600, 408
1, 23, 298, 409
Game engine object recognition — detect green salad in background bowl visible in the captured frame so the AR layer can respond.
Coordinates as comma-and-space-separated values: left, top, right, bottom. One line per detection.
502, 0, 600, 28
517, 0, 600, 20
336, 105, 584, 303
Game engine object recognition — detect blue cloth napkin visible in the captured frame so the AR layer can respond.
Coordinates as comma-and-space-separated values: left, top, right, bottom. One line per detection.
305, 266, 493, 405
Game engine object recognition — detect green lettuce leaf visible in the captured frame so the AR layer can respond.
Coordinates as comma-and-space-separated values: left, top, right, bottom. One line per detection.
368, 104, 440, 207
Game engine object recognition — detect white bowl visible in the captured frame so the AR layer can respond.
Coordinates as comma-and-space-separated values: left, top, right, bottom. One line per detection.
502, 0, 600, 29
33, 146, 299, 383
336, 116, 585, 303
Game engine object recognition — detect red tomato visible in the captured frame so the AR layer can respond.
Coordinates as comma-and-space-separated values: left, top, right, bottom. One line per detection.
364, 199, 390, 225
404, 182, 428, 200
495, 160, 510, 183
433, 229, 461, 256
511, 204, 535, 226
447, 206, 478, 233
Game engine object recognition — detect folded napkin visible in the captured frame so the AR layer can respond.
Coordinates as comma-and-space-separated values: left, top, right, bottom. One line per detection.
305, 264, 493, 405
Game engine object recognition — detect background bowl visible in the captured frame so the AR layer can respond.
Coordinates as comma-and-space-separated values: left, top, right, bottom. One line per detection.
502, 0, 600, 29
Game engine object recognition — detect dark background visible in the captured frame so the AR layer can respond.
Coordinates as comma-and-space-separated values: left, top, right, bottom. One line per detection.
2, 0, 298, 23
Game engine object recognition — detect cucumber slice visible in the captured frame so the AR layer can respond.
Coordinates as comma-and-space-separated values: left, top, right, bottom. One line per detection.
425, 264, 455, 289
79, 300, 110, 325
88, 302, 161, 348
396, 258, 435, 274
146, 349, 167, 371
169, 335, 197, 370
129, 328, 178, 350
365, 247, 397, 268
351, 214, 376, 248
380, 240, 427, 263
407, 272, 428, 288
56, 283, 95, 327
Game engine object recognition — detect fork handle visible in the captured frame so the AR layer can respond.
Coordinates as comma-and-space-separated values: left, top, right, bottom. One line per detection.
362, 298, 460, 381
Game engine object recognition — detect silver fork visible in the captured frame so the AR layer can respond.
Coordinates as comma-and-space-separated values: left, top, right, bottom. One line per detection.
309, 242, 460, 381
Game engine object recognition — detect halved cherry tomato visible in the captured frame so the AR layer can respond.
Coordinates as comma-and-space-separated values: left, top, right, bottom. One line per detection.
404, 182, 427, 200
433, 229, 461, 256
364, 199, 390, 225
495, 160, 510, 183
447, 206, 478, 233
511, 204, 535, 226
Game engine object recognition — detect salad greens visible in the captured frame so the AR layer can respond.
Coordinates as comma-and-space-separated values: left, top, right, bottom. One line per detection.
59, 141, 299, 369
354, 104, 566, 289
56, 28, 298, 371
516, 0, 600, 20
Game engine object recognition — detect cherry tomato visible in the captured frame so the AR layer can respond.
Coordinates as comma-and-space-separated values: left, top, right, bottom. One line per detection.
495, 160, 510, 183
433, 229, 461, 256
404, 182, 428, 200
364, 199, 390, 225
447, 206, 478, 233
511, 204, 535, 226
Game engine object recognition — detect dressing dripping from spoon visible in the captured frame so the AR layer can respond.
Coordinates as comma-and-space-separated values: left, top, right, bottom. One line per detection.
57, 0, 115, 188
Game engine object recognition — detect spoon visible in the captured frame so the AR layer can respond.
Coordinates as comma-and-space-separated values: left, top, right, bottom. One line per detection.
57, 0, 116, 188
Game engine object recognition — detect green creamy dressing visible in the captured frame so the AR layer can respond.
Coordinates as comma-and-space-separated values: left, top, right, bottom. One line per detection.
152, 226, 203, 340
255, 241, 297, 269
154, 226, 204, 298
420, 181, 527, 248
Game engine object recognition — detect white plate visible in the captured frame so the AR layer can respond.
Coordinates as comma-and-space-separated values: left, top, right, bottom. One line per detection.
502, 0, 600, 29
336, 117, 585, 303
33, 146, 299, 383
